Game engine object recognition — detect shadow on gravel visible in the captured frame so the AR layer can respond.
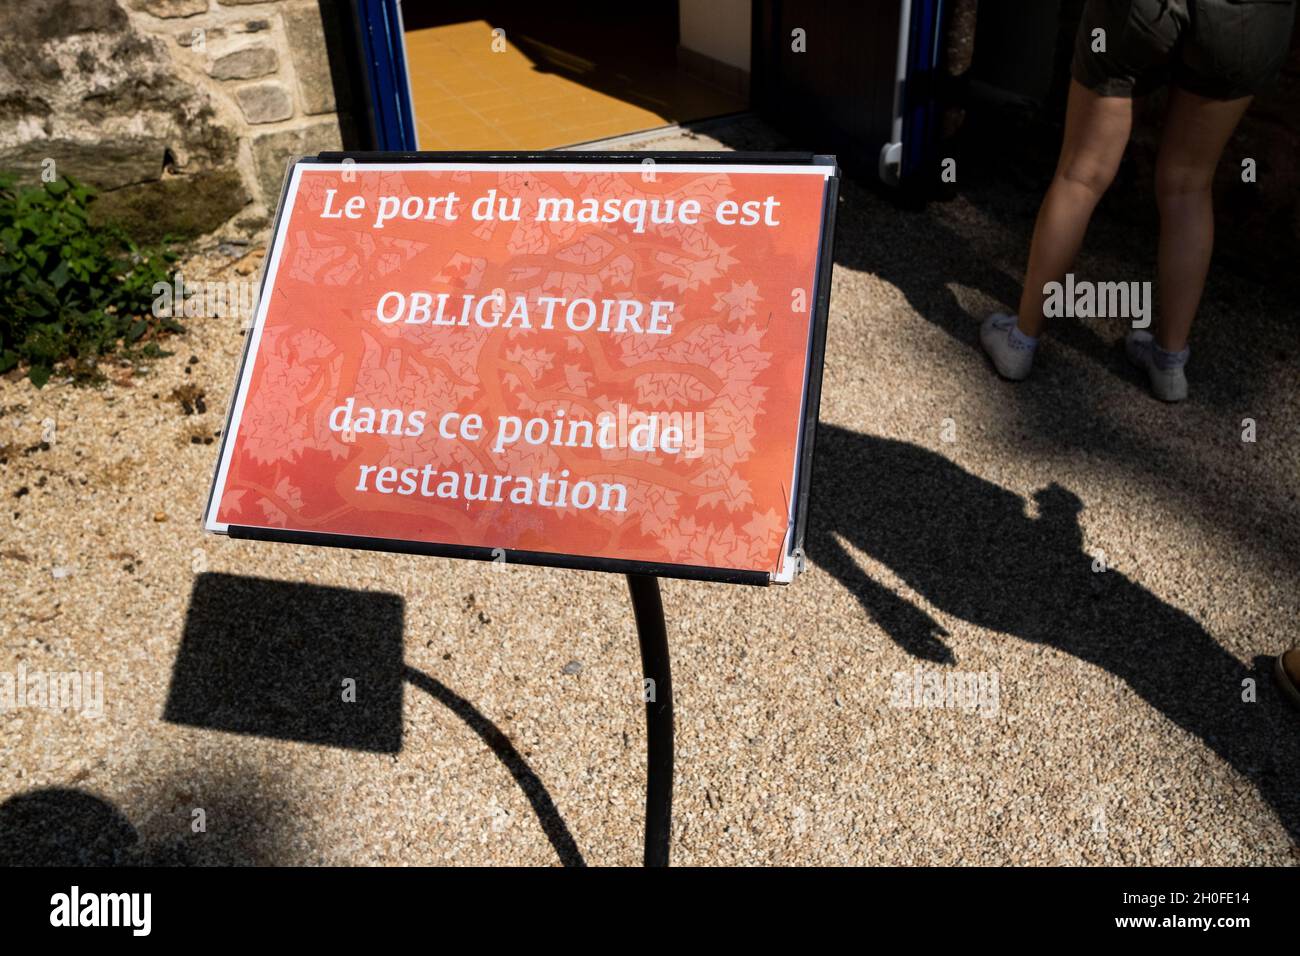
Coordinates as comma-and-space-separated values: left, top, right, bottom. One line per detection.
828, 170, 1300, 416
825, 172, 1300, 579
809, 424, 1300, 845
0, 775, 301, 866
167, 573, 405, 753
166, 572, 584, 865
404, 666, 585, 866
0, 789, 139, 866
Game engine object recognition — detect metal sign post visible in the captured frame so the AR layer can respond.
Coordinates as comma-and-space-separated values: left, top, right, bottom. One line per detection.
627, 574, 673, 866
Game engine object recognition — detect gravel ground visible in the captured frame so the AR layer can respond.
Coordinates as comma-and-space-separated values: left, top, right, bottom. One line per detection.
1, 118, 1298, 866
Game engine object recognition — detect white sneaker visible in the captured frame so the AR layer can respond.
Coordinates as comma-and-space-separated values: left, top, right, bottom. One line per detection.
1126, 330, 1188, 402
980, 312, 1035, 381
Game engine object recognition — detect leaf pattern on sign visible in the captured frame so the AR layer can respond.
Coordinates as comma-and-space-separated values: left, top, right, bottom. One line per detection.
220, 488, 246, 517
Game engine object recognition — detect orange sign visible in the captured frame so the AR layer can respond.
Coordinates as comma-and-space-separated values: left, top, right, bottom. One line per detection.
205, 157, 838, 583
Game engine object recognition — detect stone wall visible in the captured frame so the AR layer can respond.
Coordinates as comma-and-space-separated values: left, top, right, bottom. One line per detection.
0, 0, 348, 243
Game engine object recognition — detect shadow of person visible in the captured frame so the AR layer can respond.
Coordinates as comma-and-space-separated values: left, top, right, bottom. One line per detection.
0, 778, 302, 866
0, 788, 139, 866
807, 424, 1300, 843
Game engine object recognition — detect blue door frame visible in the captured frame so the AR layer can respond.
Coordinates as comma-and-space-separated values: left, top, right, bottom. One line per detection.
880, 0, 947, 187
901, 0, 946, 184
353, 0, 418, 150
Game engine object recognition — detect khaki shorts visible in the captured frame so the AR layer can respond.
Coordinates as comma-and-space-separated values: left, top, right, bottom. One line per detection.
1072, 0, 1297, 99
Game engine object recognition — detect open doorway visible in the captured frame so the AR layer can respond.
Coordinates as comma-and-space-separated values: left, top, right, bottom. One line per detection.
400, 2, 750, 150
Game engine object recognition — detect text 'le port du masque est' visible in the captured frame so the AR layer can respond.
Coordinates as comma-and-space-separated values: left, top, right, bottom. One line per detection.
321, 186, 787, 336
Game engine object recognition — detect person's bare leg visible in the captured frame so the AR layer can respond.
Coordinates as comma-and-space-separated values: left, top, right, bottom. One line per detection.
1153, 89, 1252, 352
1016, 81, 1134, 337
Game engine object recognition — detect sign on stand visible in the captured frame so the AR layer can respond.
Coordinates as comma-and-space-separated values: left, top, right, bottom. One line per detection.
204, 151, 838, 866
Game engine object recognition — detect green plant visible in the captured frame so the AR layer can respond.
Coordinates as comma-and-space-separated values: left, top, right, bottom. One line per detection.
0, 173, 181, 387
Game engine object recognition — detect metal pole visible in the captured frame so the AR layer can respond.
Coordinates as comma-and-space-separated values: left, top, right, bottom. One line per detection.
627, 574, 673, 867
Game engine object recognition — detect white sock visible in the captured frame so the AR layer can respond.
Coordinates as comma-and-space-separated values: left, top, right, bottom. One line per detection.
1008, 324, 1038, 351
1151, 342, 1189, 370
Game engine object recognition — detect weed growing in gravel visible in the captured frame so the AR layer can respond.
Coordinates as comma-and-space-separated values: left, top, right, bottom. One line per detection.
0, 174, 180, 387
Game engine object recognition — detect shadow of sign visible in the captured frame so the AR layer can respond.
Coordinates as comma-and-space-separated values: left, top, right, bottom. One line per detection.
166, 572, 585, 864
165, 572, 405, 754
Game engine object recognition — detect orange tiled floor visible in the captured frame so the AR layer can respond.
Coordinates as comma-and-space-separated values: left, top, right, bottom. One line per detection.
404, 20, 746, 150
